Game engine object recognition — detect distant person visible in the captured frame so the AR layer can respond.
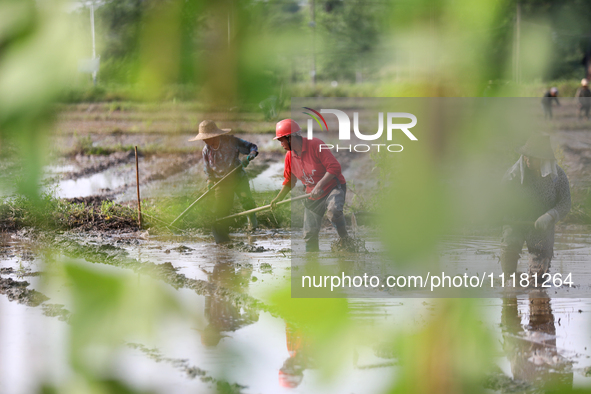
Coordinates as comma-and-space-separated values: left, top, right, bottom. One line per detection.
575, 78, 591, 120
500, 133, 571, 283
189, 120, 258, 243
541, 87, 559, 119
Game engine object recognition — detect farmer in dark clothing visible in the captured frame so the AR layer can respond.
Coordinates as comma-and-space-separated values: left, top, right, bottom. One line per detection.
189, 120, 258, 243
200, 260, 259, 347
541, 87, 559, 119
270, 119, 349, 252
500, 133, 571, 282
575, 78, 591, 120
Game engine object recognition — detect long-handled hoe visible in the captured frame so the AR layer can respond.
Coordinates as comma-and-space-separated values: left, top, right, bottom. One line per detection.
169, 164, 243, 227
216, 193, 311, 222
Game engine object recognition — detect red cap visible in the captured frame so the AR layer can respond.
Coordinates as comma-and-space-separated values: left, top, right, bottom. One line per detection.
274, 119, 301, 140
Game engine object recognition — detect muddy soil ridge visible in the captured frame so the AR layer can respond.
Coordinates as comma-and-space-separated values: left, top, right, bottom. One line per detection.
39, 231, 274, 317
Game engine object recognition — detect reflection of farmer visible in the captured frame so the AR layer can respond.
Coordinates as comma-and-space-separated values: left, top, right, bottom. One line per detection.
541, 87, 559, 119
500, 134, 571, 280
279, 323, 312, 389
575, 79, 591, 120
501, 293, 573, 389
189, 120, 258, 243
270, 119, 349, 252
200, 262, 259, 347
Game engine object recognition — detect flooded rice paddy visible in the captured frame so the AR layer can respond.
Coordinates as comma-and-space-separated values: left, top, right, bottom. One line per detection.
1, 225, 591, 393
56, 169, 132, 199
3, 120, 591, 392
49, 158, 285, 202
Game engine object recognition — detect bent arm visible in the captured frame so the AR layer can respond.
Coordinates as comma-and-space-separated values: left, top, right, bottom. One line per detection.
275, 184, 292, 201
235, 136, 258, 156
312, 172, 336, 196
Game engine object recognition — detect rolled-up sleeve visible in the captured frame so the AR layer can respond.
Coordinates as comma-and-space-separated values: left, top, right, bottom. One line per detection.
282, 152, 293, 186
317, 148, 342, 177
234, 136, 258, 155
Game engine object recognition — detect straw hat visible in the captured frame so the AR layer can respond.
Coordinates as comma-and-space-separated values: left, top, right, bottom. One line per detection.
516, 133, 555, 161
188, 120, 231, 141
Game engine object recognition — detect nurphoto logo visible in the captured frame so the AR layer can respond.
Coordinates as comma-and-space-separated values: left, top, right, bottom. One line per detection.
302, 107, 418, 153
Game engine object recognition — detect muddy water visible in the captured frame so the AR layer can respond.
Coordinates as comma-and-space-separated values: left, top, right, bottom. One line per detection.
2, 229, 591, 393
250, 162, 284, 193
55, 167, 131, 199
49, 160, 284, 201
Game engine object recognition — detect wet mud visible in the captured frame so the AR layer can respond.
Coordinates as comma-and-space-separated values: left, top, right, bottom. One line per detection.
0, 276, 48, 307
226, 241, 269, 253
1, 106, 590, 392
132, 153, 202, 184
39, 232, 274, 317
41, 303, 71, 322
2, 226, 591, 393
330, 236, 368, 253
127, 343, 246, 392
64, 150, 137, 180
0, 232, 253, 393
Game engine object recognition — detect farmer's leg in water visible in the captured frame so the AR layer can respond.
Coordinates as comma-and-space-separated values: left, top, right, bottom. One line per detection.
235, 172, 258, 229
302, 201, 323, 252
302, 185, 348, 252
325, 184, 348, 239
525, 228, 554, 278
212, 180, 234, 243
500, 225, 525, 275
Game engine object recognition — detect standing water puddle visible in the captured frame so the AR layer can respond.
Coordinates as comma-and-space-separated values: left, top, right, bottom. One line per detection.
43, 160, 282, 200
250, 162, 284, 192
2, 228, 591, 393
54, 168, 131, 199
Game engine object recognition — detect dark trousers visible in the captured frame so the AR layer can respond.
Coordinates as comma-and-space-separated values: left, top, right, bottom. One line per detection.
542, 104, 553, 119
303, 183, 348, 252
500, 224, 554, 277
212, 173, 256, 243
580, 105, 591, 119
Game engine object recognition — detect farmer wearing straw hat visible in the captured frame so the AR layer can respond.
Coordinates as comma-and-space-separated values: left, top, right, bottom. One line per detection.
270, 119, 349, 252
500, 133, 571, 281
575, 78, 591, 120
189, 120, 258, 243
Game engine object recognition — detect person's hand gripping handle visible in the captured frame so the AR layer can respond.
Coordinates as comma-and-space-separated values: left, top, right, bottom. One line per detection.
241, 151, 257, 168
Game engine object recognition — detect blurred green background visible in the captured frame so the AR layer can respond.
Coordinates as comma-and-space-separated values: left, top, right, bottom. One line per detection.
1, 0, 591, 393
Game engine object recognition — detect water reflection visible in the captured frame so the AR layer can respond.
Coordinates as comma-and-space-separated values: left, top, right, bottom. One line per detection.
199, 250, 259, 347
501, 291, 573, 390
279, 323, 313, 389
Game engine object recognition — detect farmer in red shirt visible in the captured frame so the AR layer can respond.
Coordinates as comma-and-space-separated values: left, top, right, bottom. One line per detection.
270, 119, 349, 252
